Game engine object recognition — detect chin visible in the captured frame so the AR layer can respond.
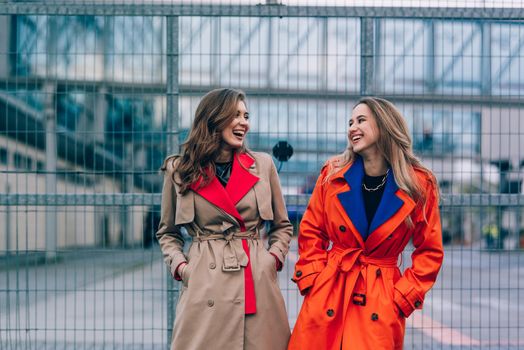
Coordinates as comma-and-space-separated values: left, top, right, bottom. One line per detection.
228, 143, 243, 150
351, 146, 361, 153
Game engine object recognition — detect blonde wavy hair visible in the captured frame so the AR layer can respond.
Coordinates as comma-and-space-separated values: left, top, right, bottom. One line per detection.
326, 97, 437, 225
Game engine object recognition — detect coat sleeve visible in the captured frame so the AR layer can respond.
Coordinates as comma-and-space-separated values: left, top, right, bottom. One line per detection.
292, 164, 330, 295
266, 156, 293, 271
156, 159, 187, 279
394, 177, 444, 317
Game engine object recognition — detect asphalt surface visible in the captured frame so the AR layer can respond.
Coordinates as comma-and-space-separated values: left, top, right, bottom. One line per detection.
1, 240, 523, 349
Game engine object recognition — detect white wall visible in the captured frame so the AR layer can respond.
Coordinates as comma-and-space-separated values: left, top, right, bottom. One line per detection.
0, 136, 149, 254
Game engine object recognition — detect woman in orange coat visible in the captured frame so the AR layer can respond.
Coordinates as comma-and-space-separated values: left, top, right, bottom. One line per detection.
288, 97, 444, 350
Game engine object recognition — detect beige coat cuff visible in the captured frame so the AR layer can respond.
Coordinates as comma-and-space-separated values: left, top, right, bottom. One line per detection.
268, 244, 285, 266
169, 253, 188, 278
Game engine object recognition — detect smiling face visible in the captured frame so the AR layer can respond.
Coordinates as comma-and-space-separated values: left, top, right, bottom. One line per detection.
348, 103, 380, 156
220, 100, 250, 152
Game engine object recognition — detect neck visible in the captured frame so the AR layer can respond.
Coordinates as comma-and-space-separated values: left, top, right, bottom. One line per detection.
360, 153, 388, 176
216, 149, 234, 163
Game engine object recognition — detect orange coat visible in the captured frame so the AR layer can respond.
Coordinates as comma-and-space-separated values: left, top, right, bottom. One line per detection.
289, 157, 444, 350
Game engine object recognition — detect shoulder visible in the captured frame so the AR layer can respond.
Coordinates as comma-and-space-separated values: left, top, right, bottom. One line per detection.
161, 154, 181, 175
413, 166, 439, 199
413, 167, 437, 186
249, 151, 275, 170
250, 151, 273, 163
325, 154, 344, 167
320, 154, 351, 180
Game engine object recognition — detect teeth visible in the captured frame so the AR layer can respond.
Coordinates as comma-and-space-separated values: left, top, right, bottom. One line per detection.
352, 136, 361, 142
233, 130, 245, 137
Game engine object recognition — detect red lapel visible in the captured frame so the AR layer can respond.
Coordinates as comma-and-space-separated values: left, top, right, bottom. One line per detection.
190, 152, 259, 230
226, 153, 259, 204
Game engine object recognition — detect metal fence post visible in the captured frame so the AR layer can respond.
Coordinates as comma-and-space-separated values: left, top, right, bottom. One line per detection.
360, 17, 375, 96
165, 14, 180, 347
44, 82, 57, 260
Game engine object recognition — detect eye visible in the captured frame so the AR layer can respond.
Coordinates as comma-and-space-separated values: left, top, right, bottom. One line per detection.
244, 113, 250, 120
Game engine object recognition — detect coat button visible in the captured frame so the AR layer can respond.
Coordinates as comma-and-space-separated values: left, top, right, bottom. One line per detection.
414, 300, 422, 308
295, 270, 302, 278
327, 309, 334, 317
376, 269, 381, 277
371, 313, 379, 321
209, 263, 216, 269
207, 299, 214, 307
339, 225, 346, 232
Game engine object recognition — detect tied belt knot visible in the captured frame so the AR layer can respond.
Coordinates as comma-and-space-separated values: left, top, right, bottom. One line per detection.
331, 245, 398, 272
331, 245, 399, 307
195, 227, 260, 272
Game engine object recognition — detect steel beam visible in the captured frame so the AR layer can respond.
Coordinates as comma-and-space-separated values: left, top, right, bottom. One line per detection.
1, 193, 523, 207
480, 22, 492, 95
8, 77, 524, 107
360, 17, 374, 95
5, 77, 524, 107
44, 82, 57, 260
166, 16, 179, 155
165, 15, 180, 346
3, 3, 524, 19
425, 20, 436, 92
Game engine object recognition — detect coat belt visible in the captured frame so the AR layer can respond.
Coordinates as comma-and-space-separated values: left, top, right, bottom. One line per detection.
330, 245, 398, 272
195, 230, 260, 272
330, 245, 399, 307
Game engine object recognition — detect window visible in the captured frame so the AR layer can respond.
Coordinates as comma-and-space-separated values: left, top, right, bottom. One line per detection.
13, 152, 33, 170
0, 147, 8, 165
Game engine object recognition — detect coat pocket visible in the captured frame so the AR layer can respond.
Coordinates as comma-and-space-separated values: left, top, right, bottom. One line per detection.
253, 180, 274, 221
260, 248, 278, 282
381, 270, 404, 320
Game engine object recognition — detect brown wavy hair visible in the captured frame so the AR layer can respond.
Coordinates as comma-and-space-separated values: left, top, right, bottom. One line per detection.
162, 88, 248, 194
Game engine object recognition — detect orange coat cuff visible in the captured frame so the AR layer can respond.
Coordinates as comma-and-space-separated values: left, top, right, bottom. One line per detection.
394, 278, 424, 318
292, 261, 326, 295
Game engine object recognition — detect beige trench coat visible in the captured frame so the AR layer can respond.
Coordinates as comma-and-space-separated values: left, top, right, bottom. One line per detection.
157, 151, 292, 350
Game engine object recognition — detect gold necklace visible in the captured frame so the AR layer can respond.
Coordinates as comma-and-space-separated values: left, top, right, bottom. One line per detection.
362, 169, 389, 192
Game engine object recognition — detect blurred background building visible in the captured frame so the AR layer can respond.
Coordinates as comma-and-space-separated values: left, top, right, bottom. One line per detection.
1, 1, 523, 349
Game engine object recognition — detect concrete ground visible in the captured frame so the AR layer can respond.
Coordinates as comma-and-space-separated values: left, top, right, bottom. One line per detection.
1, 238, 523, 349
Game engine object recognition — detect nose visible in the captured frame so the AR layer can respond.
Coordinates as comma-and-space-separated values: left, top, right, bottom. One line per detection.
240, 117, 249, 127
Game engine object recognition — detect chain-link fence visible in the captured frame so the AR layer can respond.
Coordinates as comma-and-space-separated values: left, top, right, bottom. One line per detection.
1, 1, 524, 349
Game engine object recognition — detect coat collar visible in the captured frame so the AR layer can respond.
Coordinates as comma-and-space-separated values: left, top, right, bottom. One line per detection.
190, 152, 259, 230
336, 155, 415, 249
227, 153, 259, 204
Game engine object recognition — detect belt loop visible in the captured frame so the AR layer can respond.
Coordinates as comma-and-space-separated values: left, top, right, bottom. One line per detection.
222, 235, 241, 272
193, 223, 203, 242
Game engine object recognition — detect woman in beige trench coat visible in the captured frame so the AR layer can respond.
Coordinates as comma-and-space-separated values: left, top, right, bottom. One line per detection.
157, 88, 293, 350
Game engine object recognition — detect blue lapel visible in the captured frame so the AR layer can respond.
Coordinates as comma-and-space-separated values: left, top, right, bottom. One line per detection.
337, 156, 368, 238
368, 169, 404, 235
337, 156, 405, 240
